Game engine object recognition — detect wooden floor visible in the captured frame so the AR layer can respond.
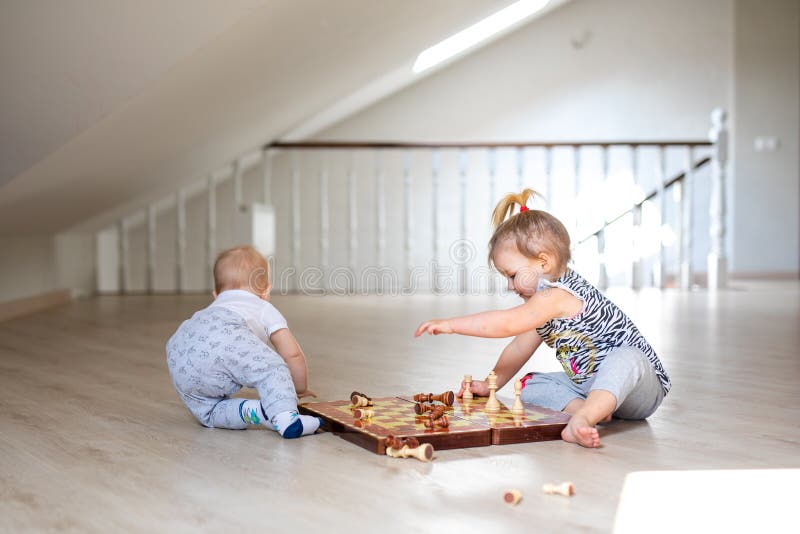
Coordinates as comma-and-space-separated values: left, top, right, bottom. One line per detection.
1, 282, 799, 532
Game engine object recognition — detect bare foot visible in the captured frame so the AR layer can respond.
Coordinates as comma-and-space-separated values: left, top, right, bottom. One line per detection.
561, 414, 600, 448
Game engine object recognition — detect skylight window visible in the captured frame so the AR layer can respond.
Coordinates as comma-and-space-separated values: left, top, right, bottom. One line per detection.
412, 0, 550, 74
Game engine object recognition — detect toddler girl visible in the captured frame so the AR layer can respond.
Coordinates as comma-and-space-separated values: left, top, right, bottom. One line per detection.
415, 189, 670, 447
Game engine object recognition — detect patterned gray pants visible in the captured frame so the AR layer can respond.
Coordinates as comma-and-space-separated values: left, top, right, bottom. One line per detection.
166, 306, 298, 429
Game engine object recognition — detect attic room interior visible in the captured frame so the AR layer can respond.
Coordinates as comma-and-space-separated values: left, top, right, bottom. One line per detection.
0, 1, 798, 532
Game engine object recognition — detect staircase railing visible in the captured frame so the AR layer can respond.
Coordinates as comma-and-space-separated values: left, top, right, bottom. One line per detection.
99, 110, 728, 295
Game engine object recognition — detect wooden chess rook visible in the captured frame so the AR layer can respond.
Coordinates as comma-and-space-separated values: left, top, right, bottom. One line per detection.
485, 371, 500, 412
462, 374, 473, 400
413, 391, 455, 406
542, 482, 574, 496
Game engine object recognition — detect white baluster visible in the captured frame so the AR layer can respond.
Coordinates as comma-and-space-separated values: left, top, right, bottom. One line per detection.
232, 159, 243, 213
176, 189, 187, 293
573, 145, 582, 237
261, 148, 273, 205
348, 153, 358, 289
708, 108, 728, 290
431, 150, 440, 293
205, 179, 215, 291
656, 145, 667, 289
291, 153, 301, 287
597, 229, 607, 291
458, 149, 468, 295
147, 204, 157, 294
516, 146, 525, 190
375, 150, 386, 269
544, 146, 553, 211
320, 154, 329, 292
118, 218, 128, 294
679, 145, 694, 290
403, 151, 414, 287
598, 145, 610, 290
487, 148, 497, 293
631, 146, 642, 290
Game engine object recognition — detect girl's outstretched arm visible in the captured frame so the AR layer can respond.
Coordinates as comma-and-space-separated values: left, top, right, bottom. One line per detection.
492, 328, 543, 389
415, 287, 579, 339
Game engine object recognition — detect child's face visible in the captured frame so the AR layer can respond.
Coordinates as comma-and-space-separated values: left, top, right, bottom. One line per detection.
492, 243, 543, 300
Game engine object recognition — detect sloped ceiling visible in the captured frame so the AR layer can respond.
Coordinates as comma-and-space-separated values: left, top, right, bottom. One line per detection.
0, 0, 564, 236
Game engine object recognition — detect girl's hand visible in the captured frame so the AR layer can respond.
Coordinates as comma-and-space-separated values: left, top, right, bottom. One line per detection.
297, 389, 318, 400
414, 319, 453, 337
457, 379, 489, 398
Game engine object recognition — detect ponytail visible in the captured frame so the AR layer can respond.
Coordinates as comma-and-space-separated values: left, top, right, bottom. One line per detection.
491, 188, 537, 228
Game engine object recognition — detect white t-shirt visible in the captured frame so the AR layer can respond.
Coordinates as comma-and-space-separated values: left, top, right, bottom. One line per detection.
209, 289, 288, 345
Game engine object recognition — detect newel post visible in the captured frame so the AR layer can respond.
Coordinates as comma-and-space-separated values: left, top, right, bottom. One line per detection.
707, 108, 729, 289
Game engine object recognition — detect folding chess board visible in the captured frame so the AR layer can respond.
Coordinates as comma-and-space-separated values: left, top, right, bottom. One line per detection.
299, 395, 570, 454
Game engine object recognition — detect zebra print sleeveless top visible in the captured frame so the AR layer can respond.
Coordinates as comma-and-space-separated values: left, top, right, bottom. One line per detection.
535, 268, 671, 394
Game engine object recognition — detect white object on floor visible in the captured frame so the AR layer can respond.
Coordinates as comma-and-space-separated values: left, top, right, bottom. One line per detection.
613, 469, 799, 534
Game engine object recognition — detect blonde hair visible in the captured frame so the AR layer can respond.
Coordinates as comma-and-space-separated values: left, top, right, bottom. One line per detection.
488, 188, 571, 272
213, 245, 270, 295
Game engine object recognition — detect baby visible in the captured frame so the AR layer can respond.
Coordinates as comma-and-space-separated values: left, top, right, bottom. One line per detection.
166, 245, 320, 438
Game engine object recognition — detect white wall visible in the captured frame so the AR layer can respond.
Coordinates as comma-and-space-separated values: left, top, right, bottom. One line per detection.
732, 0, 799, 275
0, 236, 56, 303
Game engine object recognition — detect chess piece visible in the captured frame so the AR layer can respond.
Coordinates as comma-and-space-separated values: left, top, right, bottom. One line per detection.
512, 379, 524, 415
350, 391, 373, 407
542, 482, 574, 497
414, 403, 443, 416
353, 408, 374, 420
485, 371, 500, 412
413, 391, 455, 406
385, 442, 434, 462
504, 489, 522, 505
423, 414, 449, 429
462, 374, 473, 400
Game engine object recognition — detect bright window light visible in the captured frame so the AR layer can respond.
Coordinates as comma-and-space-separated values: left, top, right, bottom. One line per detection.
412, 0, 550, 74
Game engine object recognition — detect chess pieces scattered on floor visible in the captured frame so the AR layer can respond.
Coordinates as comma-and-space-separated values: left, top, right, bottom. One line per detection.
485, 371, 500, 412
543, 482, 575, 497
384, 435, 434, 462
462, 374, 473, 400
512, 379, 525, 415
503, 489, 522, 505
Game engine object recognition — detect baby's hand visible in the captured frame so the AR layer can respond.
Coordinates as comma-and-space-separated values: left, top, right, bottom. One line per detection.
297, 389, 318, 400
457, 379, 489, 398
414, 319, 453, 337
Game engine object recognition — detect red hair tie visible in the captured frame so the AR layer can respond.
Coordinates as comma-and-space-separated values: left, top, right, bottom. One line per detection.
520, 206, 529, 213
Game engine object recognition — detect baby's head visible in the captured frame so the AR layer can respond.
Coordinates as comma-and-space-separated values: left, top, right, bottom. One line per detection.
488, 188, 571, 298
213, 245, 271, 299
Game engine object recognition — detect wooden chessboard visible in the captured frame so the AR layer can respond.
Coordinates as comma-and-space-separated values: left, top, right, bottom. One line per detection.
299, 395, 570, 454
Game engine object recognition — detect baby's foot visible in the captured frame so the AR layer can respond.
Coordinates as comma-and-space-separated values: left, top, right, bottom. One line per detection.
271, 411, 322, 439
561, 414, 600, 448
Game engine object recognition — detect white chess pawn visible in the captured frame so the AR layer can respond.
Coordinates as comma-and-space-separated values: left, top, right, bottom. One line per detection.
485, 370, 500, 412
512, 379, 524, 415
462, 374, 473, 400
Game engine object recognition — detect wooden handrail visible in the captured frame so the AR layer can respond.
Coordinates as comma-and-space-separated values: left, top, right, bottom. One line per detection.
577, 156, 712, 245
266, 140, 712, 150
